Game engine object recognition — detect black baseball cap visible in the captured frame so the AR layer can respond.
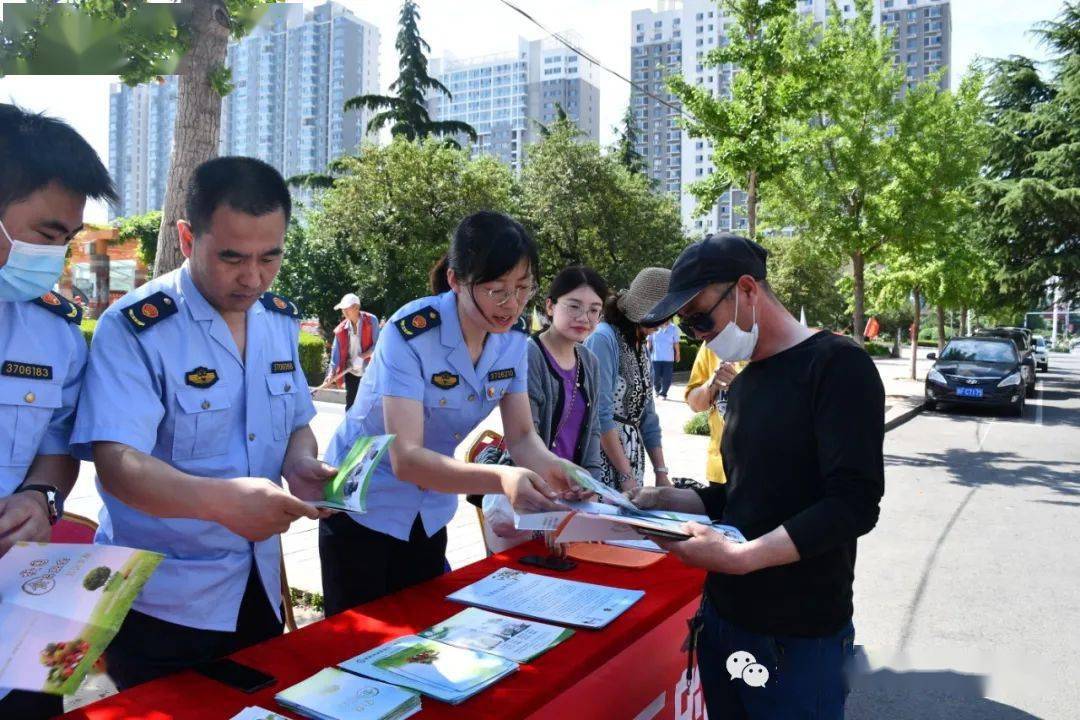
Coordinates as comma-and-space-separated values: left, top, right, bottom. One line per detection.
640, 232, 768, 326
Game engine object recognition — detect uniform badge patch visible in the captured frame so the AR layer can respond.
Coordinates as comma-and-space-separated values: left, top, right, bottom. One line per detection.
32, 292, 83, 324
270, 360, 296, 374
397, 306, 441, 340
259, 292, 300, 318
122, 291, 176, 332
487, 368, 516, 382
2, 361, 53, 381
432, 371, 460, 389
185, 367, 219, 388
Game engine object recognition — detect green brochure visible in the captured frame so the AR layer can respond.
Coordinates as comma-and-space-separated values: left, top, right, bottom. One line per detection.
318, 435, 395, 512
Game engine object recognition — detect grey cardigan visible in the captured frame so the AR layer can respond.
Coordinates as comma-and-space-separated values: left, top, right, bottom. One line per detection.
526, 335, 604, 479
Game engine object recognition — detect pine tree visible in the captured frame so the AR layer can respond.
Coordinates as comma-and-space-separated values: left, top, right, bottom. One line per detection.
344, 0, 476, 144
613, 106, 645, 175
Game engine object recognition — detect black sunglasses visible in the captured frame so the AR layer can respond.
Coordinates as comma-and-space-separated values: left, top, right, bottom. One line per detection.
682, 283, 737, 334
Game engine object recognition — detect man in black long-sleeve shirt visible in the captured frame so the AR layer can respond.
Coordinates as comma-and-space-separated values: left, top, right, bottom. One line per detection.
634, 233, 884, 720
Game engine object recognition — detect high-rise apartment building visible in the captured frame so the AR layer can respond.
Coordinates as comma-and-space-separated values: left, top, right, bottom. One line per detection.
427, 34, 601, 172
631, 0, 951, 235
108, 2, 379, 219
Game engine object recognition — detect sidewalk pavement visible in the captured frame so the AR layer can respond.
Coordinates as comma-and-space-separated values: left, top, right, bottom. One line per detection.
63, 347, 932, 598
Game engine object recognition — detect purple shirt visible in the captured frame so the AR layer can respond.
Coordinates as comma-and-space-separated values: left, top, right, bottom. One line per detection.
541, 341, 587, 462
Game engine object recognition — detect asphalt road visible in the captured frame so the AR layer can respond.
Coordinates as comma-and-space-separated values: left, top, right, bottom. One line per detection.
848, 351, 1080, 719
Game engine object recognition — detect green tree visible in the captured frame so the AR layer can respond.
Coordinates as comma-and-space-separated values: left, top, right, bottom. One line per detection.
519, 122, 685, 291
766, 1, 985, 348
115, 210, 164, 269
272, 221, 357, 341
977, 2, 1080, 304
667, 0, 818, 237
757, 234, 847, 330
302, 139, 515, 320
2, 1, 272, 278
344, 1, 476, 145
612, 106, 645, 176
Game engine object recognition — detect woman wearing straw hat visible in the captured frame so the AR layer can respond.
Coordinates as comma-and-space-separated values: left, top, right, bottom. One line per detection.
584, 267, 673, 492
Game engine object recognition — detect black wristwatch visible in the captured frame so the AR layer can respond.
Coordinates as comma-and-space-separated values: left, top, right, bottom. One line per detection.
14, 484, 63, 525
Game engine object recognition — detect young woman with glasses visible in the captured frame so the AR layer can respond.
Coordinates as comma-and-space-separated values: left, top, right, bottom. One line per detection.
319, 211, 583, 613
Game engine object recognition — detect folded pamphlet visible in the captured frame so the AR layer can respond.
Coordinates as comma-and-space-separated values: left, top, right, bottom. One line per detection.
419, 607, 573, 664
317, 435, 395, 512
446, 568, 643, 629
0, 542, 162, 695
274, 667, 421, 720
339, 635, 517, 705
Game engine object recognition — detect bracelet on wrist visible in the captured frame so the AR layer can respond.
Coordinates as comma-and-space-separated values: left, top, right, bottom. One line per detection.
654, 466, 669, 474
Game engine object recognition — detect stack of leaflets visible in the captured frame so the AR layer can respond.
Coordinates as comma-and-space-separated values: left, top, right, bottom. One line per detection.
339, 635, 517, 705
0, 542, 162, 695
274, 668, 420, 720
516, 462, 747, 543
446, 568, 644, 629
418, 607, 574, 664
316, 435, 395, 512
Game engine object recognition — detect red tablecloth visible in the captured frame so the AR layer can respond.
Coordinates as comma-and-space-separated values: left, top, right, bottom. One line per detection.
61, 542, 705, 720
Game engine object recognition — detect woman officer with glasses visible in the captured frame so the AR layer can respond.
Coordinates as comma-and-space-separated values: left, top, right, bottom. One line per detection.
319, 211, 581, 613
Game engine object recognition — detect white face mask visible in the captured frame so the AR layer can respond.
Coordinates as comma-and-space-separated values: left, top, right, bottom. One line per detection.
706, 288, 759, 362
0, 219, 68, 302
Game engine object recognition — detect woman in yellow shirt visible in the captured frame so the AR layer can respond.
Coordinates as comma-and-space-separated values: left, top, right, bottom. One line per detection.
684, 343, 741, 484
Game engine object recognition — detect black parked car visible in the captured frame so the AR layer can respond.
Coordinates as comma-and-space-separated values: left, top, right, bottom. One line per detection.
925, 337, 1028, 416
972, 327, 1036, 398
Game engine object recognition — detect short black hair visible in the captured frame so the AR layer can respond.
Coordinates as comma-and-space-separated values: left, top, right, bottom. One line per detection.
0, 103, 117, 212
429, 211, 540, 294
185, 156, 291, 235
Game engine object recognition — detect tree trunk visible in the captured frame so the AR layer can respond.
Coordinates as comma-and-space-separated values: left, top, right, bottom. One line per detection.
746, 170, 758, 238
960, 305, 968, 336
910, 286, 921, 380
851, 251, 865, 348
151, 0, 231, 277
936, 304, 947, 355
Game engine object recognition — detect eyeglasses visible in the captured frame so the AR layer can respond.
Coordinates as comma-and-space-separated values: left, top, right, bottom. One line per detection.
555, 300, 603, 322
681, 283, 737, 334
476, 283, 539, 307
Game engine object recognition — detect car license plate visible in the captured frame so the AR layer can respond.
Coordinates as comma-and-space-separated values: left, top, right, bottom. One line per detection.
957, 387, 983, 398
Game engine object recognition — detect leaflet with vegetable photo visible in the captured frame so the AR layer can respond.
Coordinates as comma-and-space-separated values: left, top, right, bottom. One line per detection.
0, 542, 162, 695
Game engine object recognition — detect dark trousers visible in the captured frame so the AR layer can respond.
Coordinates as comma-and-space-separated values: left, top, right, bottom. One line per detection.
652, 360, 674, 396
344, 372, 361, 410
697, 598, 855, 719
104, 566, 283, 691
319, 513, 447, 617
0, 689, 63, 720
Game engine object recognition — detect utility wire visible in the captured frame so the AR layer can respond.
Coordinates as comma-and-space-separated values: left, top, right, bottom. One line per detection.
494, 0, 699, 125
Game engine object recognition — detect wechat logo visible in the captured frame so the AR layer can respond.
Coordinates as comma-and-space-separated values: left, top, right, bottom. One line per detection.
726, 650, 769, 688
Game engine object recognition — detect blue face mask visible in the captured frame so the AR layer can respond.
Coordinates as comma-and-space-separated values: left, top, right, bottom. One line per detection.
0, 219, 68, 302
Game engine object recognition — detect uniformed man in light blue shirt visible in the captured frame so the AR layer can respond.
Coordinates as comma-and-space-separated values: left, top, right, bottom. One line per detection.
0, 103, 116, 720
320, 211, 581, 616
72, 157, 330, 689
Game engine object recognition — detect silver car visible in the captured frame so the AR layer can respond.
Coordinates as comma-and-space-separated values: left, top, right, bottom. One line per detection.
1032, 335, 1049, 372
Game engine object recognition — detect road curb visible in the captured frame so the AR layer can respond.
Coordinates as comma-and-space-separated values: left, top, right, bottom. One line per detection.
884, 399, 925, 433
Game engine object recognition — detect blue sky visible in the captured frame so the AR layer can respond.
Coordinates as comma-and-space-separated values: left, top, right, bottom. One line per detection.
0, 0, 1068, 223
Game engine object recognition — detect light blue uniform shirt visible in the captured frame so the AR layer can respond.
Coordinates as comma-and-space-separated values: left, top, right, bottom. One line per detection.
0, 294, 86, 495
649, 323, 681, 363
71, 263, 316, 631
325, 290, 528, 542
0, 293, 86, 705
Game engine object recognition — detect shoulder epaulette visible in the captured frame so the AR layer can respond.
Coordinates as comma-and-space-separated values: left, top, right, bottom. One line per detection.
396, 306, 440, 340
511, 315, 529, 333
121, 291, 177, 332
32, 292, 83, 325
260, 291, 300, 318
